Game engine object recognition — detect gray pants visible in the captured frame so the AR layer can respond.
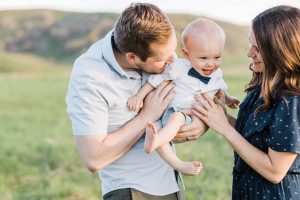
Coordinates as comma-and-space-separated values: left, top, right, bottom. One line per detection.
103, 188, 178, 200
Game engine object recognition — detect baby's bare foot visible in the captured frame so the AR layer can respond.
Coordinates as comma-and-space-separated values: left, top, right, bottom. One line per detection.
176, 161, 202, 176
144, 122, 158, 154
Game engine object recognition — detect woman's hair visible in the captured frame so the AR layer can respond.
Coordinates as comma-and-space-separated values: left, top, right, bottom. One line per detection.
246, 5, 300, 111
114, 3, 173, 61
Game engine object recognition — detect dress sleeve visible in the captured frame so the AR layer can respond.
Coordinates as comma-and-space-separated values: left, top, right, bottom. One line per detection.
267, 96, 300, 154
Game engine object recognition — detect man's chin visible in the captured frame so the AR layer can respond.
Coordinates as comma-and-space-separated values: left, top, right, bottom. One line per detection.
144, 69, 163, 74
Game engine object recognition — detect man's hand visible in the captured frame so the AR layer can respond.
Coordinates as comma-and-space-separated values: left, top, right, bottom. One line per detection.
139, 81, 175, 123
172, 112, 208, 143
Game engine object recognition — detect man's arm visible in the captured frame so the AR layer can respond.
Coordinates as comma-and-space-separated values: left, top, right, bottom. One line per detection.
75, 81, 175, 172
75, 115, 148, 172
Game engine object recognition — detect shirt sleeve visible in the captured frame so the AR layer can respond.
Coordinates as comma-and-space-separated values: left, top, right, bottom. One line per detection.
66, 70, 108, 135
216, 69, 228, 92
267, 96, 300, 154
147, 65, 174, 88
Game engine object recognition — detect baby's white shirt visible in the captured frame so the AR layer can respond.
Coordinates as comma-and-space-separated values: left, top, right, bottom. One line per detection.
147, 58, 228, 110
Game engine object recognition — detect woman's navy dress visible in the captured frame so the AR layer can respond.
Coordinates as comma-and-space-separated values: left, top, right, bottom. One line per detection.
233, 88, 300, 200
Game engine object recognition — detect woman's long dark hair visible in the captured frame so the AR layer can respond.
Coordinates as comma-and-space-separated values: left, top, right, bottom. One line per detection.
246, 5, 300, 111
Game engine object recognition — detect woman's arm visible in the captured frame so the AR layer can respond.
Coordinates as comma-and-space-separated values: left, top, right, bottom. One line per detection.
223, 126, 297, 183
192, 93, 297, 183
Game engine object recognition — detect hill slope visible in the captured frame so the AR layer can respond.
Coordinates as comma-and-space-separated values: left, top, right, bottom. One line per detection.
0, 10, 249, 64
0, 51, 68, 74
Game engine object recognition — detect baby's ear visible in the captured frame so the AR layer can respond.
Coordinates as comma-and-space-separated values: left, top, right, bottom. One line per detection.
181, 48, 189, 59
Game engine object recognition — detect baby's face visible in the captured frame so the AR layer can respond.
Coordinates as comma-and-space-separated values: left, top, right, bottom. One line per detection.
184, 35, 224, 77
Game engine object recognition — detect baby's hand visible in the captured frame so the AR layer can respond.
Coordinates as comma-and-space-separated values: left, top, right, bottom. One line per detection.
215, 90, 226, 105
226, 96, 240, 109
128, 95, 143, 112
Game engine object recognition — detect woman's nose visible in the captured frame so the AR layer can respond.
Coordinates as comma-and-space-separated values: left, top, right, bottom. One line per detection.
247, 48, 252, 58
247, 46, 256, 58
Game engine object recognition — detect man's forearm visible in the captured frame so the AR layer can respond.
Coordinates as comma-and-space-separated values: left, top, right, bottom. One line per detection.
75, 114, 149, 172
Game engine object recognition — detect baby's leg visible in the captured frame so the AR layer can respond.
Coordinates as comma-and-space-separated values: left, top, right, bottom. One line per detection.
144, 112, 186, 154
157, 144, 202, 176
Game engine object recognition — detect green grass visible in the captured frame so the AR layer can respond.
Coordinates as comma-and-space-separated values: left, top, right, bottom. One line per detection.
0, 73, 100, 200
0, 52, 251, 200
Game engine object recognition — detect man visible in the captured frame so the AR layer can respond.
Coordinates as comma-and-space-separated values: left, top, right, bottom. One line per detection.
66, 3, 207, 200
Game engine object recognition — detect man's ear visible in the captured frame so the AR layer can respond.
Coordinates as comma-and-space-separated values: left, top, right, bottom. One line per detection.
125, 52, 139, 65
182, 48, 189, 59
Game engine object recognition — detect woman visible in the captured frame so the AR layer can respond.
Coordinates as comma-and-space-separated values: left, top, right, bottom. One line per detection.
193, 5, 300, 199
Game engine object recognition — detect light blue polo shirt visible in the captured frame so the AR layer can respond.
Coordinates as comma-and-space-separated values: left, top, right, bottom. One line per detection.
66, 30, 179, 196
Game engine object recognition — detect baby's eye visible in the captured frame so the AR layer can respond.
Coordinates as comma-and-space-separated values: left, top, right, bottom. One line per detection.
198, 57, 206, 59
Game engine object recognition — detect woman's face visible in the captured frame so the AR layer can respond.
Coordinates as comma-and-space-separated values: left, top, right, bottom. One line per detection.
247, 29, 264, 73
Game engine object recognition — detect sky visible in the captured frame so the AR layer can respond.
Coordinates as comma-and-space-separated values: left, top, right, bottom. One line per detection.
0, 0, 299, 25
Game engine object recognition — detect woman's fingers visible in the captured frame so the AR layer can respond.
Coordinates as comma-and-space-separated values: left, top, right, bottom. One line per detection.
192, 104, 207, 121
202, 93, 216, 108
194, 103, 208, 117
213, 96, 228, 114
194, 93, 211, 110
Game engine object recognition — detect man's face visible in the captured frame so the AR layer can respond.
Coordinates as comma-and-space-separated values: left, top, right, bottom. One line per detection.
135, 31, 177, 74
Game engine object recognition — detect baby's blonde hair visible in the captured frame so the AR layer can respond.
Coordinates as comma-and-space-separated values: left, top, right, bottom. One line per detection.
182, 18, 225, 48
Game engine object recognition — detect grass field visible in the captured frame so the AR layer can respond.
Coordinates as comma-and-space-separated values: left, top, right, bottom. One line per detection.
0, 52, 252, 200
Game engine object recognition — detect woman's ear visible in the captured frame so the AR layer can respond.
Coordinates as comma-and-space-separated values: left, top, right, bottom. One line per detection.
182, 48, 189, 59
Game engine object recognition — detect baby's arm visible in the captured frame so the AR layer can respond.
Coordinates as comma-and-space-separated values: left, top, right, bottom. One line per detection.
128, 82, 155, 112
225, 93, 240, 109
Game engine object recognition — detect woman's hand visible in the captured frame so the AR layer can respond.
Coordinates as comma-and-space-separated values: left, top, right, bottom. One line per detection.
192, 93, 232, 136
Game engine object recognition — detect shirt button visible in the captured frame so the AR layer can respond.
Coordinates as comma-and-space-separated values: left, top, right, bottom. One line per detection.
255, 122, 258, 126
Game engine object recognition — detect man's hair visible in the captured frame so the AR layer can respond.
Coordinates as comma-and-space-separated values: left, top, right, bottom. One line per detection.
114, 3, 173, 61
246, 5, 300, 112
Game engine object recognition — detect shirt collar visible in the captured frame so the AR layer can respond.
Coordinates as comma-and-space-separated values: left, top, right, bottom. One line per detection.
101, 30, 141, 79
187, 68, 211, 84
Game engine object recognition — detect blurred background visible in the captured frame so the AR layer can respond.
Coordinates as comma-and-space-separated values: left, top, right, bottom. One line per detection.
0, 0, 298, 199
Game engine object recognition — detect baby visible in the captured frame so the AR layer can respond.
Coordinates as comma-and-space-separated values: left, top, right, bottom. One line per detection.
128, 18, 240, 176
